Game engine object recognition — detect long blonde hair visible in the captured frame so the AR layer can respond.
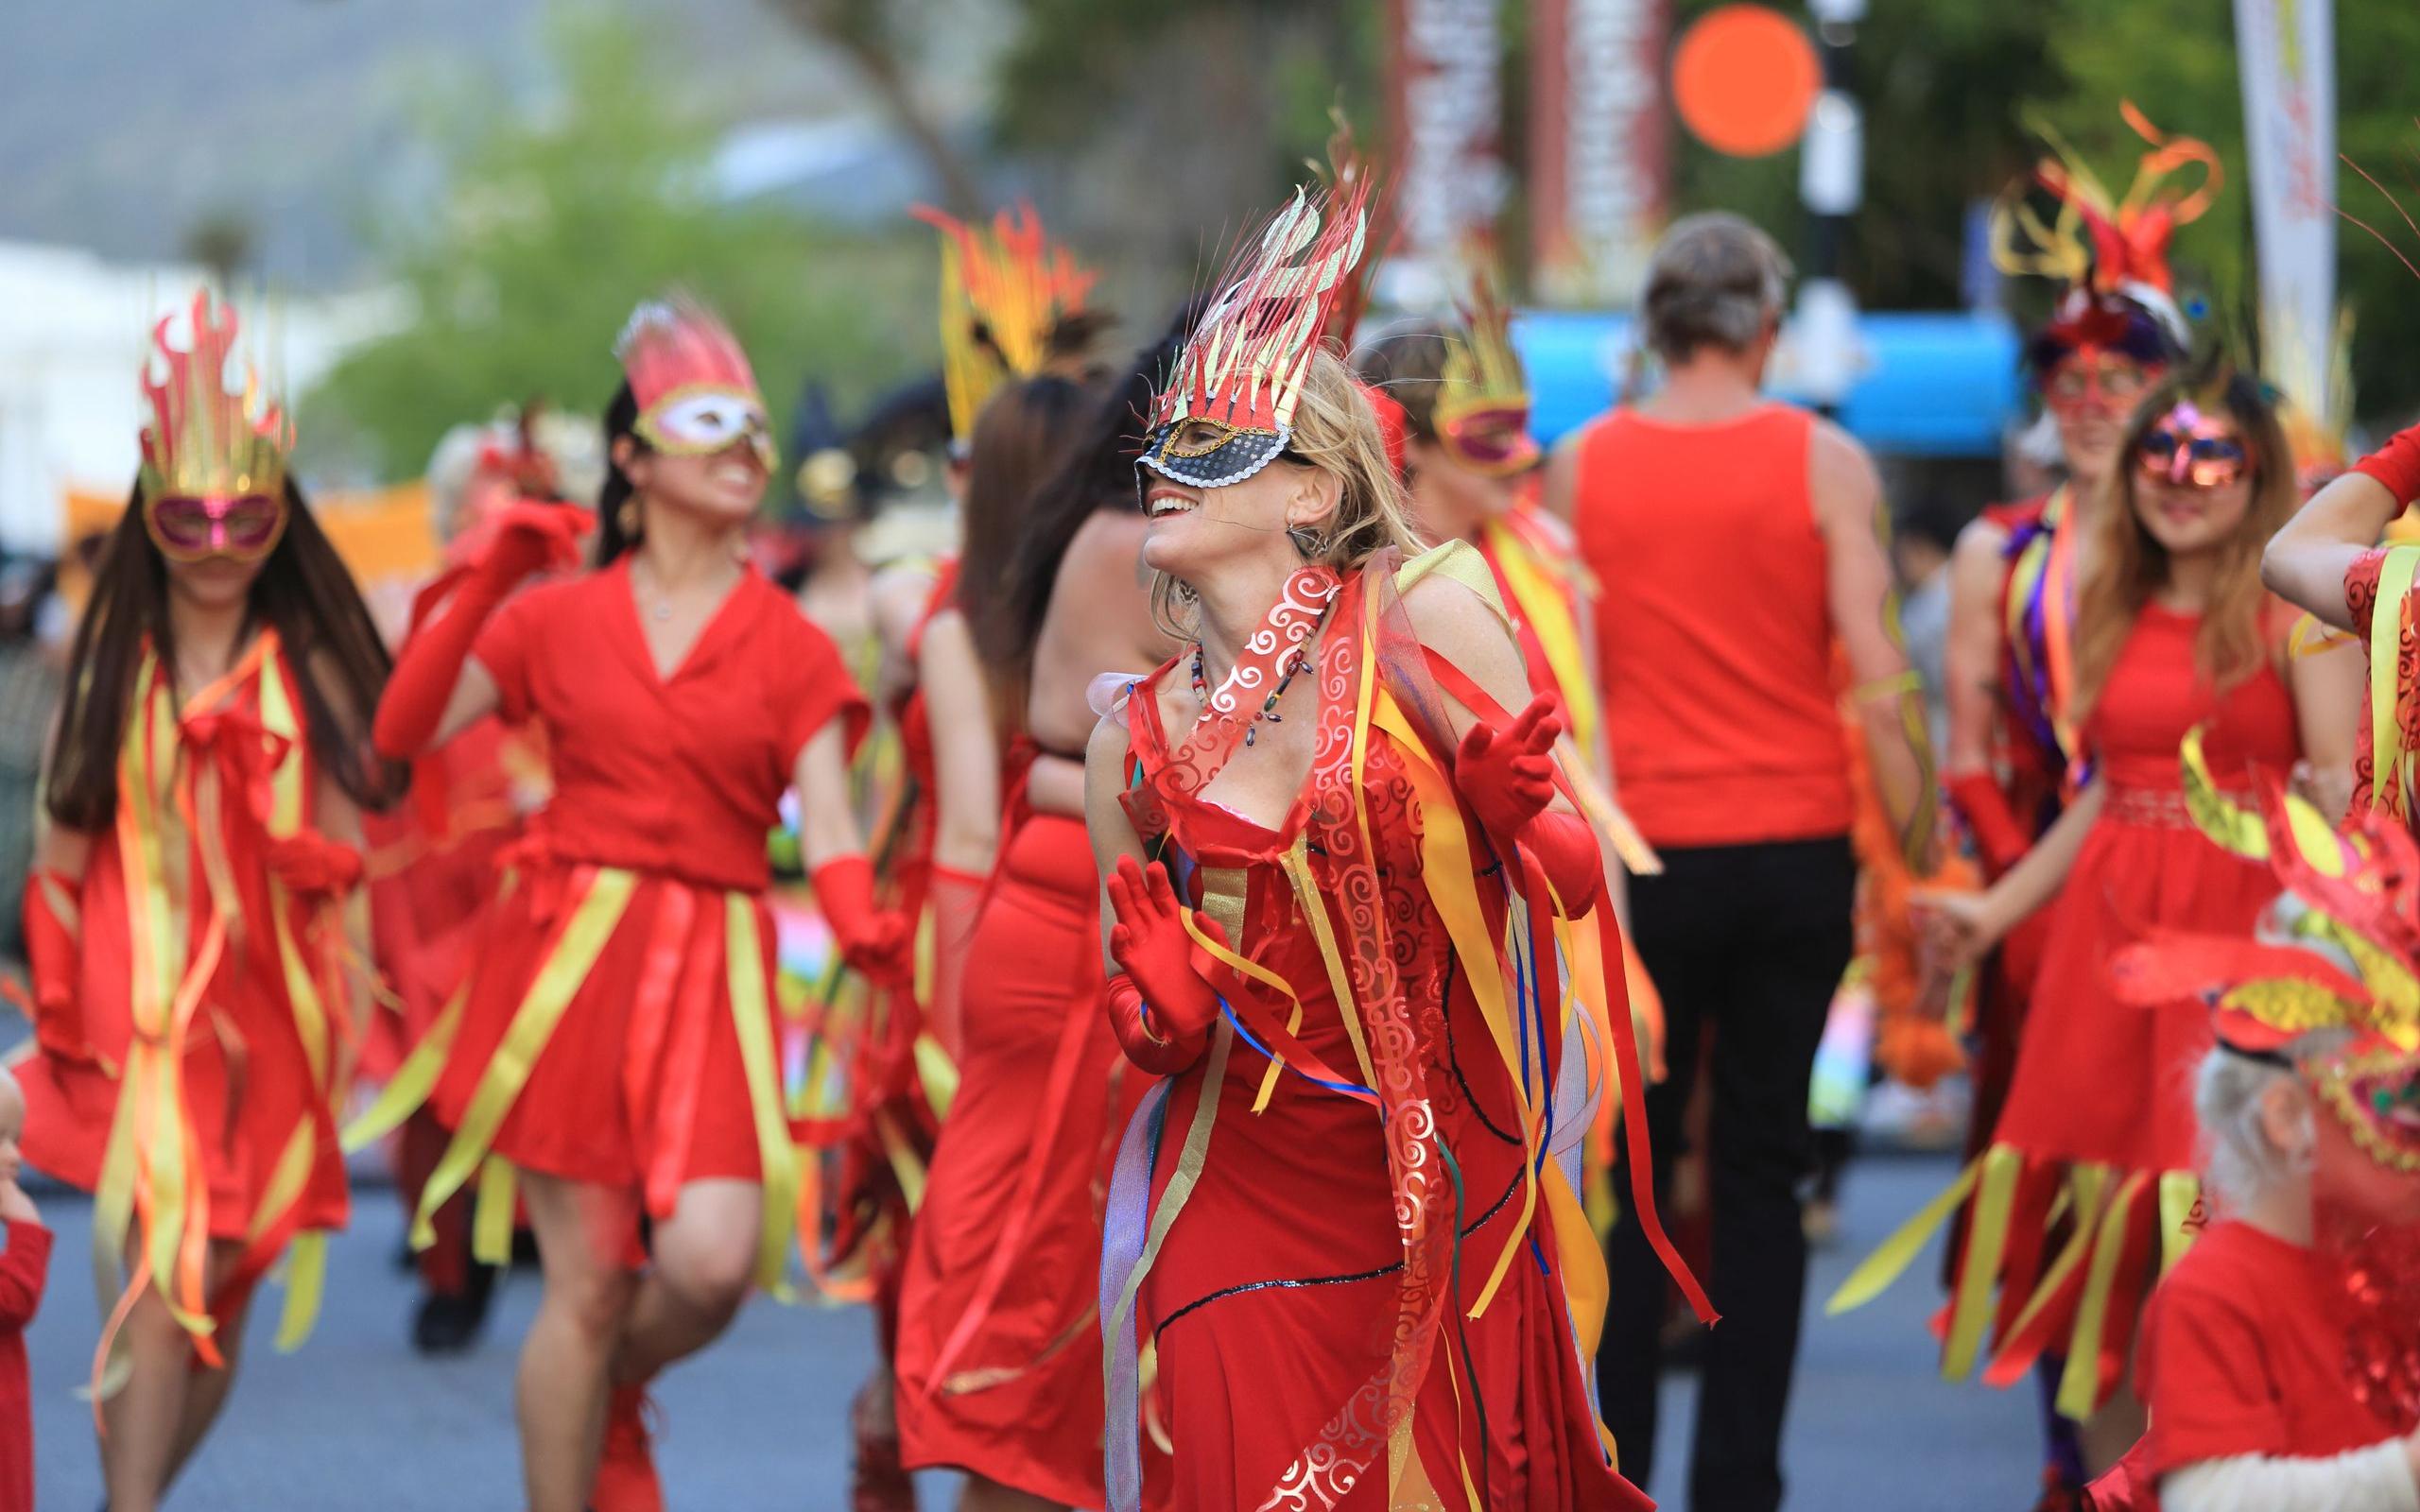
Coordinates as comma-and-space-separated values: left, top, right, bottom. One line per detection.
1150, 347, 1423, 636
2069, 372, 2296, 726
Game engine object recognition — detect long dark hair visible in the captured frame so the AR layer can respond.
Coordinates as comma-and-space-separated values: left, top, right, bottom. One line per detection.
956, 372, 1096, 731
981, 297, 1207, 691
45, 477, 406, 833
593, 381, 647, 567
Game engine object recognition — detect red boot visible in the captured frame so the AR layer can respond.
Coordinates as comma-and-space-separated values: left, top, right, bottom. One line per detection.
591, 1383, 664, 1512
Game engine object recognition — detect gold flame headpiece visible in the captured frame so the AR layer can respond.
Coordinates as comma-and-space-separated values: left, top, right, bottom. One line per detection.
137, 290, 291, 504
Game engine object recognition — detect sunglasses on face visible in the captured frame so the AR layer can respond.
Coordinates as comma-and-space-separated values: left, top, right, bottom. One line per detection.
145, 492, 287, 564
2137, 421, 2253, 490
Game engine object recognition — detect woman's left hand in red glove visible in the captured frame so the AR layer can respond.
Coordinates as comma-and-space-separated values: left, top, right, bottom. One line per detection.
1456, 695, 1564, 842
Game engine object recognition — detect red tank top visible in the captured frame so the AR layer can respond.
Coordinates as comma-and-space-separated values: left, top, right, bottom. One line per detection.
1574, 404, 1854, 847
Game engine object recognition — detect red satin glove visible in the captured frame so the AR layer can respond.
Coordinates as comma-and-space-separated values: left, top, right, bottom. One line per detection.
372, 499, 588, 761
812, 855, 912, 986
1457, 696, 1602, 913
1947, 770, 2031, 878
1105, 855, 1228, 1074
1457, 696, 1562, 840
22, 870, 96, 1066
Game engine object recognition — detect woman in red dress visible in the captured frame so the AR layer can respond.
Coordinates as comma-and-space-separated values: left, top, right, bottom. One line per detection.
1931, 118, 2196, 1507
372, 296, 908, 1512
893, 303, 1189, 1512
840, 206, 1102, 1512
1084, 182, 1704, 1512
15, 292, 401, 1511
1839, 372, 2362, 1473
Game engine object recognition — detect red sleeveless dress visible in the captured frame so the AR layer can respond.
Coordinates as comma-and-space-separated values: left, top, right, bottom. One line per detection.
892, 607, 1148, 1507
1102, 552, 1652, 1512
1848, 602, 2301, 1421
1995, 605, 2299, 1171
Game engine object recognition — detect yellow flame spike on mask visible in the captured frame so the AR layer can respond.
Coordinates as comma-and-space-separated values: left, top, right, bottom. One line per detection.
2178, 726, 2268, 860
2282, 793, 2350, 877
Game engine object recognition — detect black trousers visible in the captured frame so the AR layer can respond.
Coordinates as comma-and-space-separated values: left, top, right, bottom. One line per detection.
1599, 835, 1857, 1512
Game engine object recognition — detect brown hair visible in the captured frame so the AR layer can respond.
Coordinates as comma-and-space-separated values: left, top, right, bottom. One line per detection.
1641, 213, 1793, 364
956, 372, 1094, 735
1352, 318, 1455, 439
1148, 347, 1423, 637
2069, 372, 2297, 726
44, 478, 406, 832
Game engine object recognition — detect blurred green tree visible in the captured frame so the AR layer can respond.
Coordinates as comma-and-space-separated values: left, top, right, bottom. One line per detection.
306, 7, 932, 482
985, 0, 1382, 319
2029, 0, 2420, 422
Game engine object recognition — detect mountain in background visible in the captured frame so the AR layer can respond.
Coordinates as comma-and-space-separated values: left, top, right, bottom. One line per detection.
0, 0, 987, 286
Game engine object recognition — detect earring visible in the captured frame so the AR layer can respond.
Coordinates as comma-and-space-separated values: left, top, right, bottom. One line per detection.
617, 498, 641, 538
1288, 524, 1325, 558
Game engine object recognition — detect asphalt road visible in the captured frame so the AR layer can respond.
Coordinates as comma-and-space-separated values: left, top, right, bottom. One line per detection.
26, 1153, 2038, 1510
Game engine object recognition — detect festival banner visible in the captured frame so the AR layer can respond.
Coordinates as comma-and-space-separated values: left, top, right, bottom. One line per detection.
1530, 0, 1671, 304
1385, 0, 1511, 272
2232, 0, 2337, 426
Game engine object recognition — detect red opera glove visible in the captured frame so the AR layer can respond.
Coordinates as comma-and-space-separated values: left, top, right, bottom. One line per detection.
21, 870, 95, 1066
2354, 421, 2420, 506
812, 855, 911, 985
1105, 855, 1228, 1074
1457, 696, 1602, 913
1515, 810, 1604, 915
372, 499, 587, 761
1947, 770, 2032, 878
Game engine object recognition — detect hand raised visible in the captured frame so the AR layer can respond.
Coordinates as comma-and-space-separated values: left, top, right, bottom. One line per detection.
1456, 694, 1564, 840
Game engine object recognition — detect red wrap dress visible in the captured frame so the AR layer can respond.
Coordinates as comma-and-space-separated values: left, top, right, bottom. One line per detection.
1840, 601, 2301, 1420
1098, 545, 1678, 1512
414, 561, 865, 1280
19, 631, 360, 1355
893, 576, 1146, 1506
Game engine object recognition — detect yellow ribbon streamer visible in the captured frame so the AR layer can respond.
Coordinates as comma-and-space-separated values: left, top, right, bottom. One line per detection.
473, 1157, 518, 1266
1994, 1164, 2110, 1358
1942, 1144, 2023, 1379
726, 896, 801, 1298
274, 1233, 327, 1352
1275, 842, 1378, 1093
412, 868, 636, 1248
2370, 546, 2420, 815
1826, 1156, 1980, 1316
2056, 1171, 2147, 1421
342, 985, 469, 1153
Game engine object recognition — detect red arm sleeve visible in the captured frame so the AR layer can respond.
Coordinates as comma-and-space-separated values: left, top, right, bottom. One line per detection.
1948, 770, 2034, 877
780, 613, 873, 767
2353, 425, 2420, 506
0, 1222, 51, 1329
470, 594, 536, 726
2140, 1276, 2291, 1473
